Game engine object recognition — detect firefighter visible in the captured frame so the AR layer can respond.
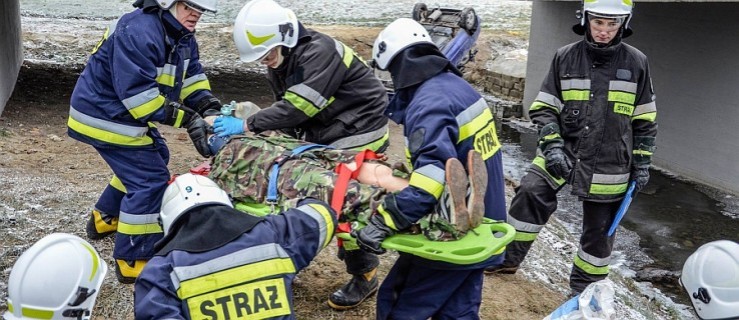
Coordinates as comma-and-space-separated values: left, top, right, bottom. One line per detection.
221, 0, 391, 309
133, 173, 337, 319
484, 0, 658, 295
68, 0, 221, 283
354, 18, 507, 319
3, 233, 108, 320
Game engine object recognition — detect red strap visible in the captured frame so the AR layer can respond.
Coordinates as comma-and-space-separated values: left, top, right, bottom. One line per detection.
331, 150, 379, 235
190, 161, 212, 176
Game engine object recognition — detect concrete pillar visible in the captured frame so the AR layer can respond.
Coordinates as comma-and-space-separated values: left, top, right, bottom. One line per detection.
0, 0, 22, 116
525, 1, 739, 194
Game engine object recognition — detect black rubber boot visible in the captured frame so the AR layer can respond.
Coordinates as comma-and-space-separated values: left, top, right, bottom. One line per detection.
327, 268, 379, 310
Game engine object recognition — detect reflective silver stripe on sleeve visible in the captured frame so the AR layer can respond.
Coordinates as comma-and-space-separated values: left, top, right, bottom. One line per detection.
560, 79, 591, 90
609, 80, 637, 93
415, 164, 446, 185
333, 39, 345, 58
296, 204, 329, 255
69, 106, 149, 137
169, 243, 290, 291
534, 91, 564, 111
577, 245, 611, 267
182, 59, 190, 80
507, 215, 545, 233
156, 64, 176, 79
287, 83, 327, 109
183, 73, 207, 88
591, 173, 630, 185
632, 101, 657, 116
455, 98, 488, 127
329, 124, 388, 149
121, 87, 160, 111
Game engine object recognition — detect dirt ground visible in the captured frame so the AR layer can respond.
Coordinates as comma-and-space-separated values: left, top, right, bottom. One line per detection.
0, 25, 564, 319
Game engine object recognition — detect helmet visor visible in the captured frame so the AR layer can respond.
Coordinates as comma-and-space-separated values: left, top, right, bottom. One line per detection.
587, 12, 626, 31
182, 1, 213, 14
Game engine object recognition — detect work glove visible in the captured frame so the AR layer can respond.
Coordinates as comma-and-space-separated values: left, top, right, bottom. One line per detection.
352, 215, 395, 255
631, 165, 650, 191
544, 146, 572, 180
184, 114, 213, 158
213, 116, 245, 137
161, 101, 195, 128
193, 95, 222, 115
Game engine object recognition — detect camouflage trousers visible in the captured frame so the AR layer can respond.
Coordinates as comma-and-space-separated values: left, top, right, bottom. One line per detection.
209, 131, 461, 240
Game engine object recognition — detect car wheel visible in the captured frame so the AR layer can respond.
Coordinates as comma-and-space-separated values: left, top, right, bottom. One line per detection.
459, 7, 478, 34
412, 3, 428, 21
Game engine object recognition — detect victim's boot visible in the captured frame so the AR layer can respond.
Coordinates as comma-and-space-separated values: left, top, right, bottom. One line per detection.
444, 157, 471, 234
466, 150, 487, 228
327, 267, 379, 310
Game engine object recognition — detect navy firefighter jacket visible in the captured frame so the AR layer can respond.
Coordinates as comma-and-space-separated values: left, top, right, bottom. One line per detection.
381, 71, 507, 269
68, 8, 213, 148
134, 201, 337, 319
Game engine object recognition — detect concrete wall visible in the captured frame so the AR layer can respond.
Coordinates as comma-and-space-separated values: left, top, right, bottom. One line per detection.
0, 0, 22, 116
525, 1, 739, 194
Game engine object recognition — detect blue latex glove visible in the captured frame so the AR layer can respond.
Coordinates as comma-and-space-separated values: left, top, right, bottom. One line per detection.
213, 116, 245, 137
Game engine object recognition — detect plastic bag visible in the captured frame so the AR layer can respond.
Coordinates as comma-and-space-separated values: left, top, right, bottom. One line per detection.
543, 279, 616, 320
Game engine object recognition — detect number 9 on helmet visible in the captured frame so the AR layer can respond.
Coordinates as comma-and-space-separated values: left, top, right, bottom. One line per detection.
3, 233, 108, 320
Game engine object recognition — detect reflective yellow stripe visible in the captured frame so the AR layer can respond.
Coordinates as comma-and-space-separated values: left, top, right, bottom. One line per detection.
574, 255, 609, 275
589, 182, 628, 195
561, 90, 590, 101
173, 109, 186, 128
67, 117, 153, 146
117, 221, 163, 235
542, 133, 561, 141
7, 302, 12, 313
285, 91, 320, 117
186, 278, 291, 320
348, 130, 389, 153
128, 95, 165, 120
529, 101, 560, 113
459, 107, 493, 141
308, 203, 334, 249
409, 171, 444, 199
180, 79, 212, 101
156, 72, 175, 87
80, 242, 99, 282
514, 231, 537, 242
633, 149, 653, 156
91, 27, 110, 55
377, 205, 399, 231
608, 91, 636, 105
177, 258, 296, 299
632, 112, 656, 122
340, 43, 354, 68
22, 308, 53, 319
532, 156, 566, 186
110, 175, 127, 193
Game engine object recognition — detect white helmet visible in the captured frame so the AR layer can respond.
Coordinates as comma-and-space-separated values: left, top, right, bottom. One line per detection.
372, 18, 434, 70
157, 0, 218, 13
160, 173, 232, 236
4, 233, 108, 320
680, 240, 739, 320
580, 0, 633, 27
233, 0, 299, 62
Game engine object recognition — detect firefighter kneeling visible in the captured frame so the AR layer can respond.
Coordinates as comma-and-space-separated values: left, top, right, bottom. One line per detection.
134, 173, 337, 319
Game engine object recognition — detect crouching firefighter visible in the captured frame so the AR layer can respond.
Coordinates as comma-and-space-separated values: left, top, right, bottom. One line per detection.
134, 173, 338, 319
68, 0, 222, 283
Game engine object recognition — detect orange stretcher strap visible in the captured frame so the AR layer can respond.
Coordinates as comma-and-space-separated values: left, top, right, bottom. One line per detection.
331, 150, 379, 237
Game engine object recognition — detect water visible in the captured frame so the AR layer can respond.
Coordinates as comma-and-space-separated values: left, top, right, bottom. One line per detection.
498, 120, 739, 305
19, 0, 532, 32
